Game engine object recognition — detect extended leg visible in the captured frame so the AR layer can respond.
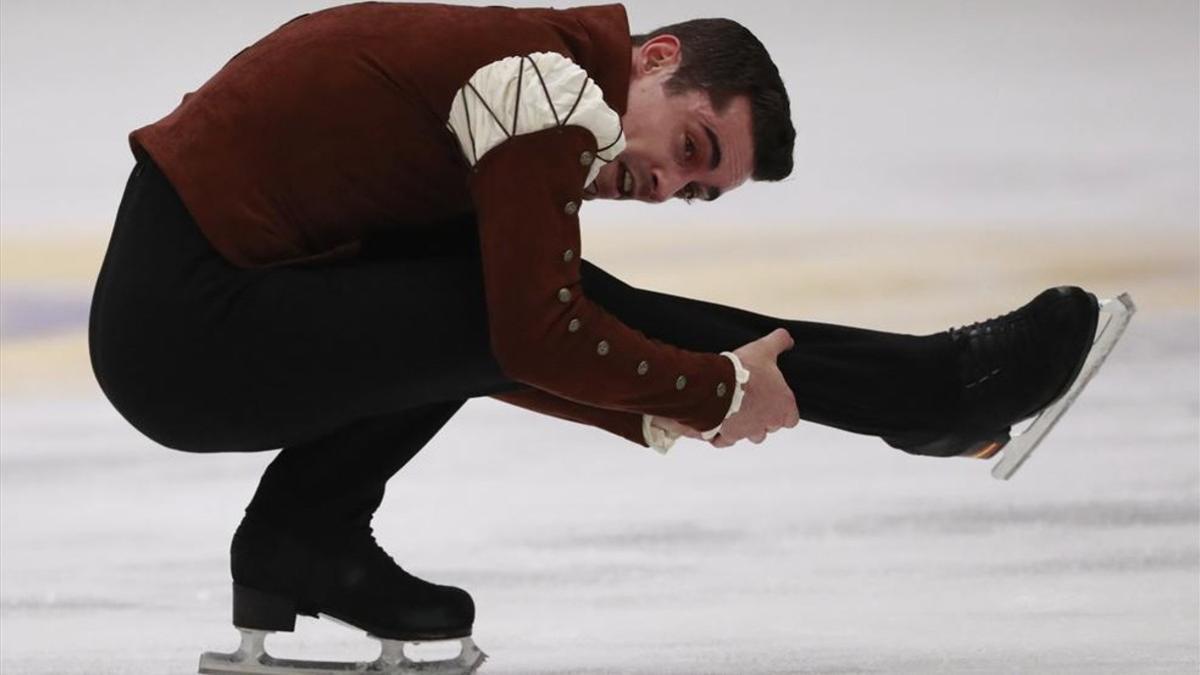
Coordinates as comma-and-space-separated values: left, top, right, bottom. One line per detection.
579, 267, 1135, 473
579, 261, 962, 440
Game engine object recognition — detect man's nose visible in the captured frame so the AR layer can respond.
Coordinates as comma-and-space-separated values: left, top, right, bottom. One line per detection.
647, 165, 687, 203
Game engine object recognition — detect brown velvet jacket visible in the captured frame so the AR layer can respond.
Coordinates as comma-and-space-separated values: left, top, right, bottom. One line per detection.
128, 1, 736, 447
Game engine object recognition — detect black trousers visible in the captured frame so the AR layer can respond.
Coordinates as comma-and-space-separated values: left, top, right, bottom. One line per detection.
89, 156, 960, 533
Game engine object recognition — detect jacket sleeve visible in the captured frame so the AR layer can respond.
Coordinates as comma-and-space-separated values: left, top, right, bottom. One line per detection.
468, 124, 738, 432
490, 388, 650, 448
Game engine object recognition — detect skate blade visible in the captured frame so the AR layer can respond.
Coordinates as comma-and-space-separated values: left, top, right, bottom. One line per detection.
990, 292, 1136, 480
198, 627, 487, 675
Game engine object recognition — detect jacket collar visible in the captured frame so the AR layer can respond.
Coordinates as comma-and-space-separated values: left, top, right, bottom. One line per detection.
569, 4, 631, 116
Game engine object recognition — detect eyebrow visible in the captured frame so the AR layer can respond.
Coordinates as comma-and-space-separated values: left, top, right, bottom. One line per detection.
701, 125, 724, 201
703, 125, 722, 172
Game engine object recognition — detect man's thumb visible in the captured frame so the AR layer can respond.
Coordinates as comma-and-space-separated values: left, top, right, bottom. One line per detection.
765, 327, 794, 352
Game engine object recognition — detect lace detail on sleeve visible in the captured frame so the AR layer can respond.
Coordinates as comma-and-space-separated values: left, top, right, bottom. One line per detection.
446, 52, 625, 188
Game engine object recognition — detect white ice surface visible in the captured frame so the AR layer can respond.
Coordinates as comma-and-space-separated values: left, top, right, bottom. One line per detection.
2, 314, 1197, 674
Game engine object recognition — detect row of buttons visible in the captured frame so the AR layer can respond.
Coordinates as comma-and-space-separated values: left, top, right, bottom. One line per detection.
551, 149, 731, 399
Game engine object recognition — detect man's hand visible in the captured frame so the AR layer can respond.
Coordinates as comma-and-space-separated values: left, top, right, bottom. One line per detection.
647, 328, 800, 448
711, 328, 799, 447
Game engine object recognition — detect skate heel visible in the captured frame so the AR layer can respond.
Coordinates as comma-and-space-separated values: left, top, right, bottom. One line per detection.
959, 431, 1011, 460
232, 583, 297, 632
887, 427, 1010, 459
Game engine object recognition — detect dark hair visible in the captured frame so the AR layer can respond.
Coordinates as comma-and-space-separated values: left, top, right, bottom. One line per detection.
631, 18, 794, 182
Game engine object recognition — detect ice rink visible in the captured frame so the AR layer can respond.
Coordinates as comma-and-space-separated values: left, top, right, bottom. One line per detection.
2, 225, 1197, 674
2, 1, 1198, 672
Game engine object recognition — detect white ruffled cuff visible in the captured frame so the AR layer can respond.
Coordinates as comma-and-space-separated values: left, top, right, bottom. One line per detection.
699, 351, 751, 441
642, 414, 678, 455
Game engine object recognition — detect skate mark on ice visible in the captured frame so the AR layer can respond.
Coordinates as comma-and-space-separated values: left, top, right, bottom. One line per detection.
0, 594, 141, 612
827, 497, 1198, 537
987, 545, 1199, 576
524, 522, 746, 550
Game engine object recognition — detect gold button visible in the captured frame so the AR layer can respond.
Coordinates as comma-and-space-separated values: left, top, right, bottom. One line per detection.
636, 360, 649, 375
568, 318, 581, 332
579, 150, 595, 166
596, 340, 610, 356
557, 288, 571, 303
563, 248, 574, 262
675, 375, 687, 390
563, 201, 579, 216
716, 382, 727, 398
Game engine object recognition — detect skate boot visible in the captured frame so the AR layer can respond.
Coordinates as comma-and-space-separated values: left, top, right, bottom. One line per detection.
198, 516, 486, 674
883, 286, 1135, 479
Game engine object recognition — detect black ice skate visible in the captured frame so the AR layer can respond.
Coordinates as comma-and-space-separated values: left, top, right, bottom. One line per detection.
198, 517, 485, 674
884, 286, 1135, 480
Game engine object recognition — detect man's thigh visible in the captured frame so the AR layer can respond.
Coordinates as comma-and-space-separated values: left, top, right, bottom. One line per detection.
201, 253, 521, 448
223, 254, 687, 448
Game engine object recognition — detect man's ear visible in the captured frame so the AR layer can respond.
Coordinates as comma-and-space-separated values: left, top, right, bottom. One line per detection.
636, 34, 681, 76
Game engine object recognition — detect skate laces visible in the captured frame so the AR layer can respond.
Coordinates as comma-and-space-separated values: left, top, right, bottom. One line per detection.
948, 307, 1040, 391
359, 525, 397, 564
350, 524, 429, 586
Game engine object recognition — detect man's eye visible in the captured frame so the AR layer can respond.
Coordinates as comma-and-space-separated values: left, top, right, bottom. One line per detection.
684, 135, 695, 159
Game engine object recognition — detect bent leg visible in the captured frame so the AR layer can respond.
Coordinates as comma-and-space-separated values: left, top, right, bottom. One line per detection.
245, 399, 467, 535
89, 158, 524, 453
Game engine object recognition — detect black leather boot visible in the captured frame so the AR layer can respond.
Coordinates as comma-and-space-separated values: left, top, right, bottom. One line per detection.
884, 286, 1099, 457
228, 515, 474, 641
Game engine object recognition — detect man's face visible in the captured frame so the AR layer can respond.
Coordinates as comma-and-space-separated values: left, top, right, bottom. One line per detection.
584, 35, 754, 203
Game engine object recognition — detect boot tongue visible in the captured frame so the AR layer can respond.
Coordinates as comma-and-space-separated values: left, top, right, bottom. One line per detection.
332, 523, 422, 580
950, 309, 1036, 391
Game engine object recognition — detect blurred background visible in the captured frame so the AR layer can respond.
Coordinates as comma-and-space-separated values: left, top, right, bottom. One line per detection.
2, 1, 1197, 673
